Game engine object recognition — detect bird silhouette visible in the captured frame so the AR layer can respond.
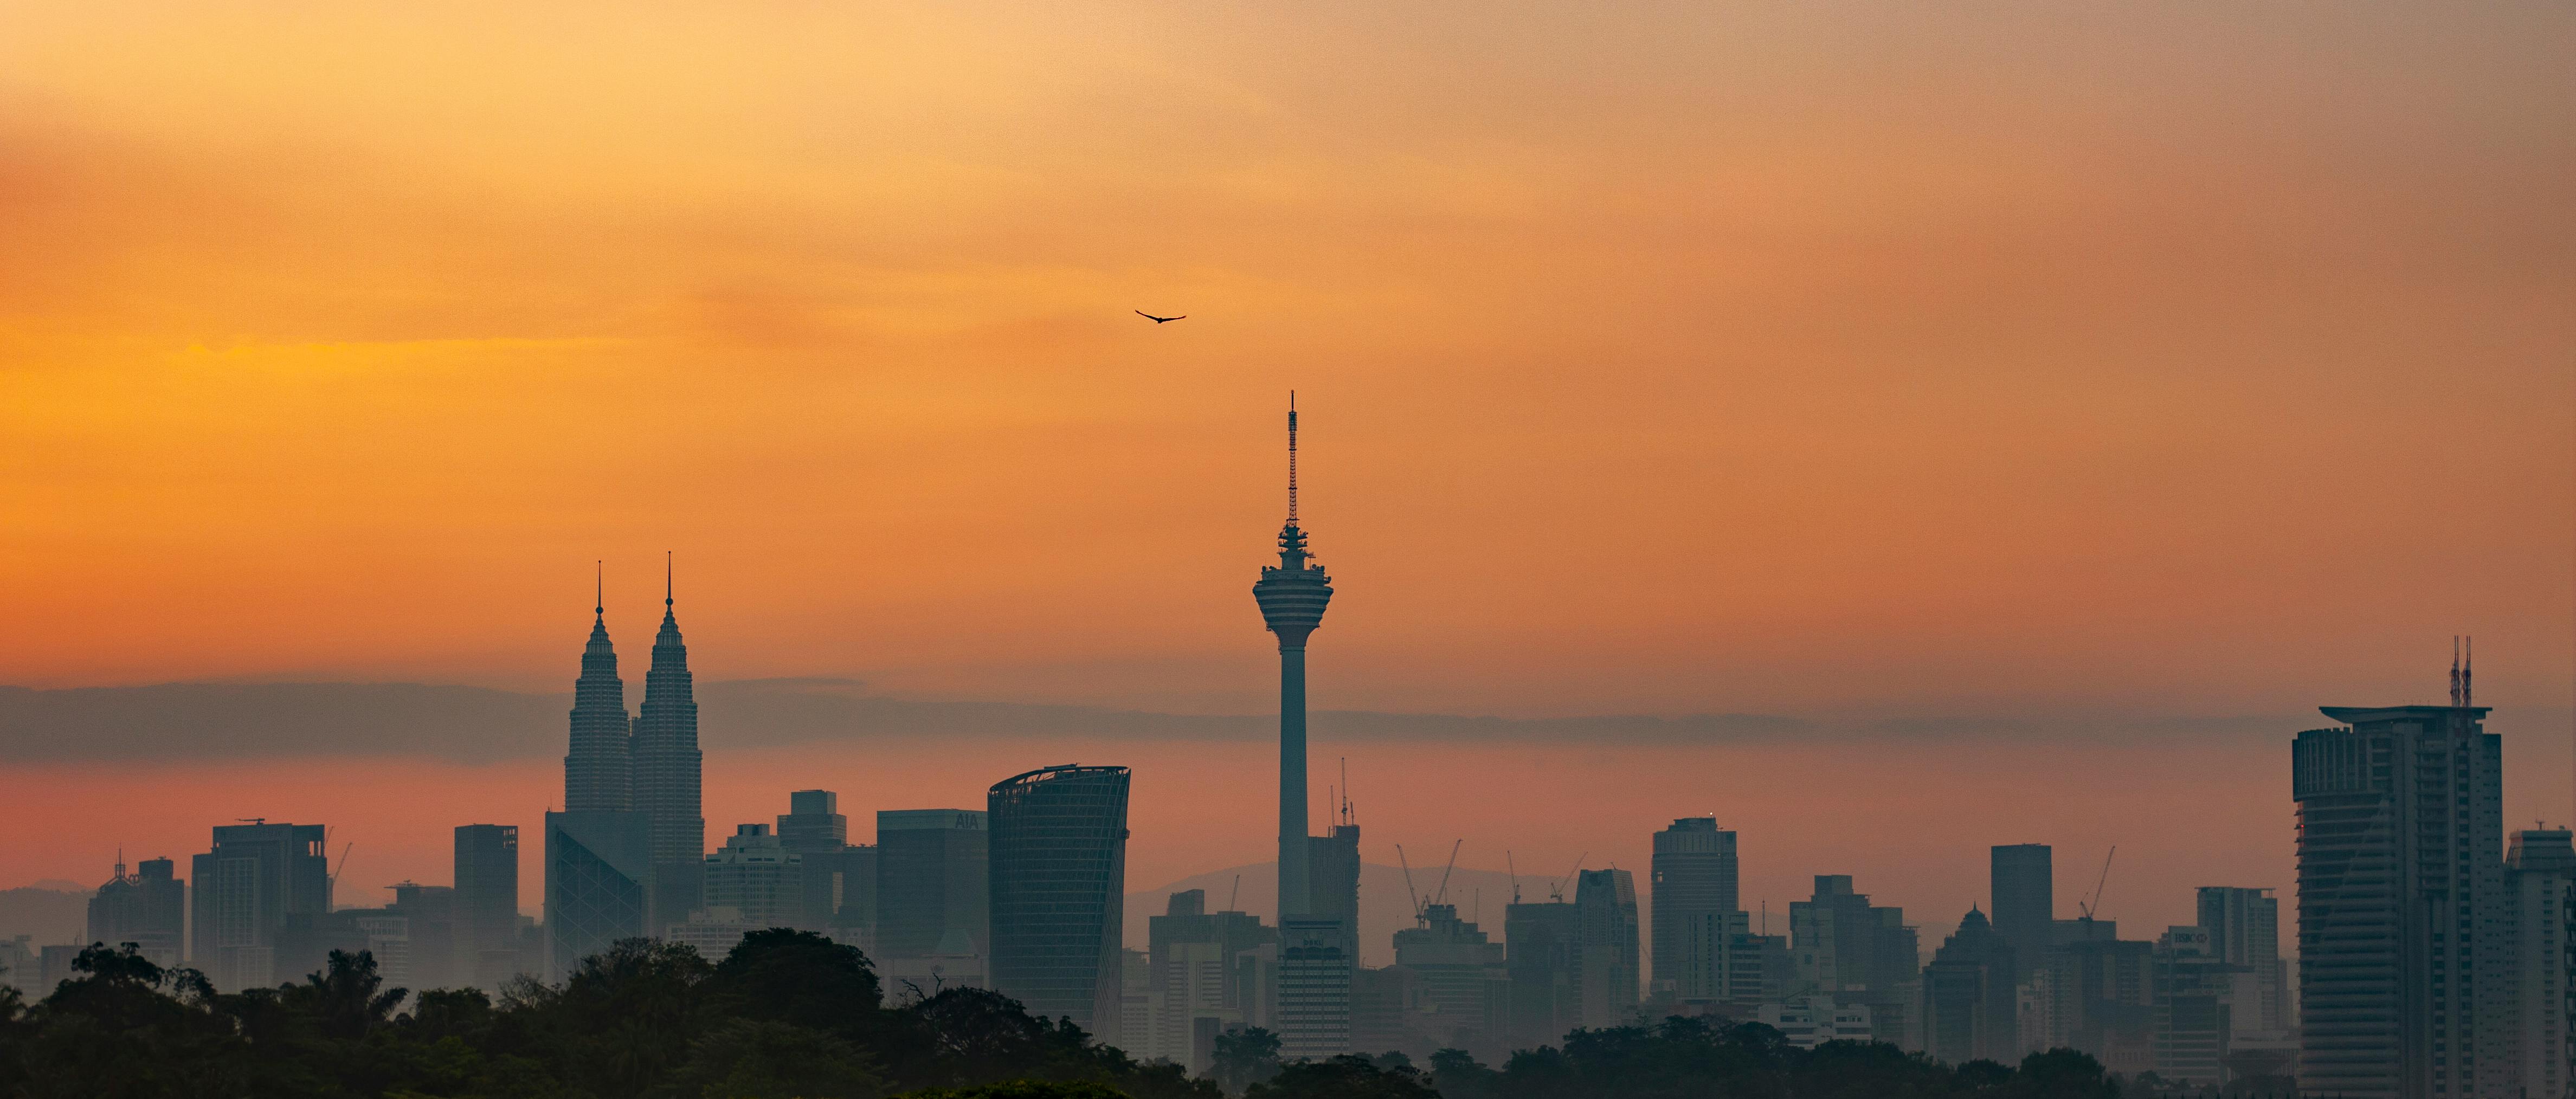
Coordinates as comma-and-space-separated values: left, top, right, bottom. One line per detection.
1136, 311, 1187, 324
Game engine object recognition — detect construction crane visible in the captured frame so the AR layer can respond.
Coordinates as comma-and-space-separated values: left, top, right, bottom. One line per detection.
2076, 845, 2117, 920
1431, 840, 1464, 909
1506, 851, 1522, 904
1396, 844, 1424, 925
328, 842, 355, 896
1227, 875, 1241, 913
1550, 851, 1588, 902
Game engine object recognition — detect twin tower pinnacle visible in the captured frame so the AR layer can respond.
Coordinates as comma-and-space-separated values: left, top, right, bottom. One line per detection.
563, 553, 704, 867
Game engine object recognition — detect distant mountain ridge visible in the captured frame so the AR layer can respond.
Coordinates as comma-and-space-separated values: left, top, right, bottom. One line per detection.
0, 887, 88, 948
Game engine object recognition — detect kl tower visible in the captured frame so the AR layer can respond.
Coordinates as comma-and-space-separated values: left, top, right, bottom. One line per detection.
1253, 393, 1333, 922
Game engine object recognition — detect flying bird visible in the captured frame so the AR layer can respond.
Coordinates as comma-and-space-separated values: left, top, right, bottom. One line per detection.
1136, 311, 1187, 324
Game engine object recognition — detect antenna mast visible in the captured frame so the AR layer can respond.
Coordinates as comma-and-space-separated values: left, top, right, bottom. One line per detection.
1286, 391, 1299, 524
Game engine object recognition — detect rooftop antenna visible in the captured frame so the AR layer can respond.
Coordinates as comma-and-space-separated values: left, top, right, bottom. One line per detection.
665, 551, 673, 610
1286, 391, 1298, 525
2451, 636, 2464, 707
2463, 635, 2473, 707
595, 560, 604, 617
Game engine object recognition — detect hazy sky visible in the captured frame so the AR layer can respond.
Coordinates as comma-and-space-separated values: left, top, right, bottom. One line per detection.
2, 3, 2570, 945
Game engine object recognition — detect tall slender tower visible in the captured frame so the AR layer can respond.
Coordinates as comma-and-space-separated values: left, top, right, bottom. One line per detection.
634, 552, 704, 866
1253, 395, 1332, 920
564, 565, 632, 811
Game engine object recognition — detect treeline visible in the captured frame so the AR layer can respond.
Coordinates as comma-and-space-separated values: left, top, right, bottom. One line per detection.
0, 935, 2163, 1098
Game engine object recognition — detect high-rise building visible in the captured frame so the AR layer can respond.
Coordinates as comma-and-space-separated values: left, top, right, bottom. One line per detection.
545, 808, 648, 978
987, 765, 1132, 1043
778, 791, 875, 939
85, 856, 185, 969
564, 576, 632, 813
1252, 396, 1350, 1058
1574, 868, 1639, 1029
1505, 898, 1581, 1051
1391, 903, 1511, 1063
550, 589, 651, 977
2195, 885, 2286, 1035
634, 557, 705, 933
453, 825, 519, 991
875, 809, 988, 959
190, 822, 329, 991
1147, 890, 1274, 1070
1308, 819, 1361, 958
1651, 818, 1738, 998
2504, 828, 2575, 1099
701, 824, 802, 930
2293, 702, 2503, 1099
1991, 844, 2052, 987
2151, 925, 2231, 1088
1920, 907, 2017, 1066
386, 882, 458, 992
1788, 874, 1918, 1049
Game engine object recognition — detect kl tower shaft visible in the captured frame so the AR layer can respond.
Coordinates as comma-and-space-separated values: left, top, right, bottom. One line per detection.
1253, 393, 1332, 920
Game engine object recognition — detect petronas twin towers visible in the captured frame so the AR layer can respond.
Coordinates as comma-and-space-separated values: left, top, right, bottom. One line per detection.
562, 559, 704, 868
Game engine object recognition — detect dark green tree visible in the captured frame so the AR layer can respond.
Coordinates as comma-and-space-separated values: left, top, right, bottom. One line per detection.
1209, 1026, 1280, 1095
1244, 1054, 1437, 1099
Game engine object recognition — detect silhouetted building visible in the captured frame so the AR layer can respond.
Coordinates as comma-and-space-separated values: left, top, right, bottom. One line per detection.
1252, 398, 1351, 1058
1990, 844, 2051, 988
1391, 903, 1510, 1062
1921, 907, 2017, 1066
703, 823, 801, 928
191, 821, 329, 991
453, 824, 519, 991
2152, 925, 2230, 1088
1651, 818, 1737, 998
2293, 703, 2503, 1099
1308, 819, 1361, 959
1759, 995, 1872, 1049
1683, 910, 1789, 1010
1574, 868, 1639, 1029
876, 809, 987, 961
987, 765, 1131, 1044
635, 560, 704, 933
86, 856, 185, 969
2506, 828, 2575, 1099
777, 791, 874, 939
1146, 889, 1274, 1070
2195, 885, 2287, 1037
564, 581, 632, 813
1278, 916, 1353, 1059
1788, 874, 1917, 1046
1505, 899, 1581, 1050
1351, 964, 1418, 1056
2032, 922, 2152, 1076
544, 809, 648, 978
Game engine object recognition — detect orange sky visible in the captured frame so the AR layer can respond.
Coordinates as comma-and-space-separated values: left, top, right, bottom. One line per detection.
2, 3, 2572, 947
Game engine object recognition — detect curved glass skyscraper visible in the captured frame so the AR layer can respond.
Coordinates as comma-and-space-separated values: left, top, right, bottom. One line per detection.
987, 765, 1131, 1043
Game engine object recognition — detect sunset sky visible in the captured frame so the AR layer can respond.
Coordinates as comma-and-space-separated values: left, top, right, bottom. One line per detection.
2, 3, 2570, 947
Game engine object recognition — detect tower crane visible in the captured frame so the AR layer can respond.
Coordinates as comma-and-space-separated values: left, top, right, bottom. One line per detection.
1396, 844, 1424, 925
1550, 852, 1588, 902
2077, 845, 2117, 921
1431, 840, 1463, 909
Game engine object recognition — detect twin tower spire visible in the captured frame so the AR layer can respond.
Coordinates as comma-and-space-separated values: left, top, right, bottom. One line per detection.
563, 553, 705, 867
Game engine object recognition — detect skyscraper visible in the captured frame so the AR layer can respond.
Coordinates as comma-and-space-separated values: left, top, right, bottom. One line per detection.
1920, 907, 2017, 1066
1574, 868, 1639, 1029
2292, 701, 2503, 1099
1990, 844, 2052, 986
85, 856, 185, 969
635, 555, 705, 932
564, 570, 632, 813
1651, 818, 1737, 995
778, 790, 876, 938
2504, 828, 2575, 1099
548, 578, 649, 977
875, 809, 988, 959
988, 765, 1132, 1043
2195, 885, 2285, 1034
453, 824, 519, 990
190, 822, 329, 991
1505, 898, 1581, 1051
